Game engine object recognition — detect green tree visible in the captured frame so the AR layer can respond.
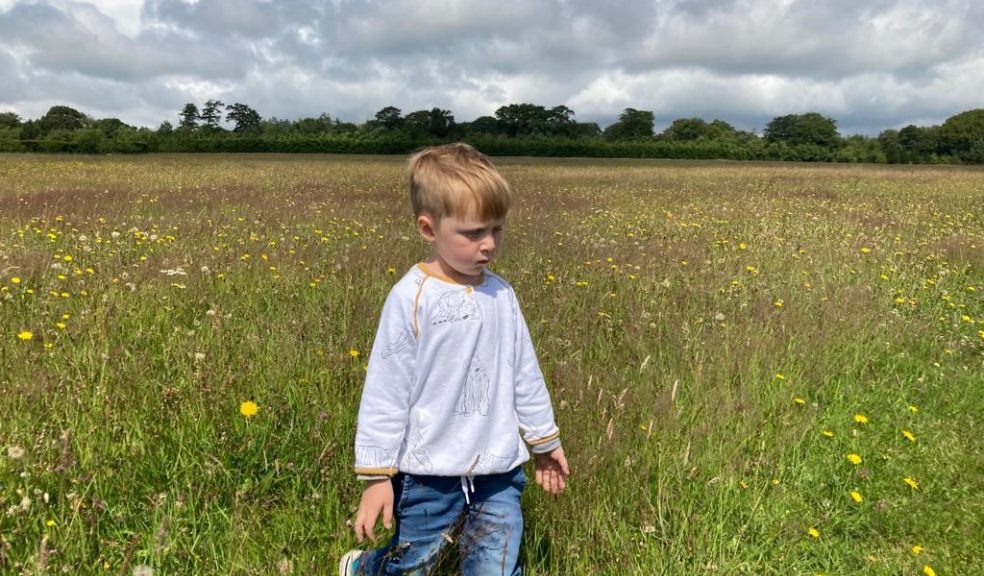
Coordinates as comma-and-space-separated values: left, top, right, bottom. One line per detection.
494, 103, 551, 137
663, 117, 708, 141
0, 111, 21, 128
897, 124, 940, 162
372, 106, 404, 131
569, 122, 602, 139
93, 118, 127, 137
19, 119, 40, 150
200, 99, 225, 130
427, 108, 455, 138
178, 103, 199, 130
402, 108, 455, 138
706, 119, 739, 140
292, 114, 335, 134
37, 105, 89, 135
764, 112, 840, 148
463, 116, 501, 136
603, 108, 654, 141
939, 109, 984, 162
225, 103, 261, 133
403, 110, 431, 136
877, 129, 904, 163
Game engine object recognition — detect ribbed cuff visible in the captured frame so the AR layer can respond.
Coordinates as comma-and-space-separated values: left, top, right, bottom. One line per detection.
530, 438, 561, 454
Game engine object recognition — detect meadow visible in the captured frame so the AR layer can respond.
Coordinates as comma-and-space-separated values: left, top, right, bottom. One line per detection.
0, 154, 981, 575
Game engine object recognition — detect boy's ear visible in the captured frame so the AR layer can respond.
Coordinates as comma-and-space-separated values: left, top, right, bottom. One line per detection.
416, 213, 437, 242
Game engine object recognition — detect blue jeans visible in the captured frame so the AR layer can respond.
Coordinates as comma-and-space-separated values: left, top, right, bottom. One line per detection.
358, 467, 526, 575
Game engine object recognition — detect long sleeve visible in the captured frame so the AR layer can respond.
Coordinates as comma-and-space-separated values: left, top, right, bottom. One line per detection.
511, 292, 561, 454
353, 285, 418, 476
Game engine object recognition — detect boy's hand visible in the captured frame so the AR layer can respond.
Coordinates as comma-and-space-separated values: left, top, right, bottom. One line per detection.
354, 478, 394, 543
533, 446, 570, 495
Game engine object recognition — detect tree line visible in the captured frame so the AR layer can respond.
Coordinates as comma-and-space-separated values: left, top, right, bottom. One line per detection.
1, 102, 983, 164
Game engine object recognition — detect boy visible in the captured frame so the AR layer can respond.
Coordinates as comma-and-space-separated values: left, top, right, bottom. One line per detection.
341, 143, 569, 575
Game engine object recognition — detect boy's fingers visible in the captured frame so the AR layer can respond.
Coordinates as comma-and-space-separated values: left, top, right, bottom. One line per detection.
545, 470, 557, 493
354, 513, 366, 543
559, 457, 570, 476
361, 508, 378, 543
383, 500, 394, 530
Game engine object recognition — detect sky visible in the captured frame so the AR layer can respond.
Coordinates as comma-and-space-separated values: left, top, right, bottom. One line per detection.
1, 0, 983, 135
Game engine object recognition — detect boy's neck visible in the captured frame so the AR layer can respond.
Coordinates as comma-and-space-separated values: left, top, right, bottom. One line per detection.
420, 257, 486, 286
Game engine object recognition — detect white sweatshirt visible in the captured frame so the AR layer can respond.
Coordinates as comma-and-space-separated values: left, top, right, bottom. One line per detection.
354, 264, 561, 478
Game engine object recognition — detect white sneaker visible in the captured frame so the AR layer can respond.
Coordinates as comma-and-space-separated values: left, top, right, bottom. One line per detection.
338, 549, 362, 576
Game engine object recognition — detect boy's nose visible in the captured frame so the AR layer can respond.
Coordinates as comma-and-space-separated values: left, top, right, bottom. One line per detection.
479, 234, 496, 253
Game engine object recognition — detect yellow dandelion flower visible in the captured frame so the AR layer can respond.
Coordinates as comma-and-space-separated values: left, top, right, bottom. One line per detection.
903, 476, 919, 490
911, 544, 924, 555
11, 277, 20, 284
854, 413, 869, 424
46, 519, 56, 527
846, 453, 863, 465
808, 527, 820, 539
923, 565, 936, 576
239, 400, 259, 418
860, 247, 871, 254
902, 430, 917, 442
850, 490, 863, 503
349, 349, 360, 358
738, 242, 748, 250
774, 373, 785, 380
17, 330, 33, 341
794, 397, 806, 405
821, 430, 834, 438
908, 405, 919, 413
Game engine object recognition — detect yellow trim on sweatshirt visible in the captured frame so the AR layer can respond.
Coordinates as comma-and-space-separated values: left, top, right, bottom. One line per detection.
415, 262, 485, 287
354, 467, 398, 477
528, 430, 561, 446
412, 274, 429, 338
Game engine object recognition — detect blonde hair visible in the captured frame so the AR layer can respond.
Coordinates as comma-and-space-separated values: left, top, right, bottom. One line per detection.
408, 143, 511, 221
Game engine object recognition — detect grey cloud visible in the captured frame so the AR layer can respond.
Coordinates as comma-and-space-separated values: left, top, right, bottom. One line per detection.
631, 0, 984, 79
1, 0, 981, 135
0, 1, 254, 81
0, 48, 28, 103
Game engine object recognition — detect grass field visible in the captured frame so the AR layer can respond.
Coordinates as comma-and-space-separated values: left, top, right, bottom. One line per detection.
1, 154, 982, 575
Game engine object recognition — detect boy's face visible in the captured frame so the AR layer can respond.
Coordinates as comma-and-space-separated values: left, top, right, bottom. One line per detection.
417, 212, 505, 284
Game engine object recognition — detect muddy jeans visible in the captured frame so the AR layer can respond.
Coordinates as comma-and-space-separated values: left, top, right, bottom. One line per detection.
357, 467, 526, 576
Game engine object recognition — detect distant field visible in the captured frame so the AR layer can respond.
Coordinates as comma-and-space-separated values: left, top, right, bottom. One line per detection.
1, 154, 982, 575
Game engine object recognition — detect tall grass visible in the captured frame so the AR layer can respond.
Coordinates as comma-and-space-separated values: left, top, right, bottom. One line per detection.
1, 154, 981, 575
